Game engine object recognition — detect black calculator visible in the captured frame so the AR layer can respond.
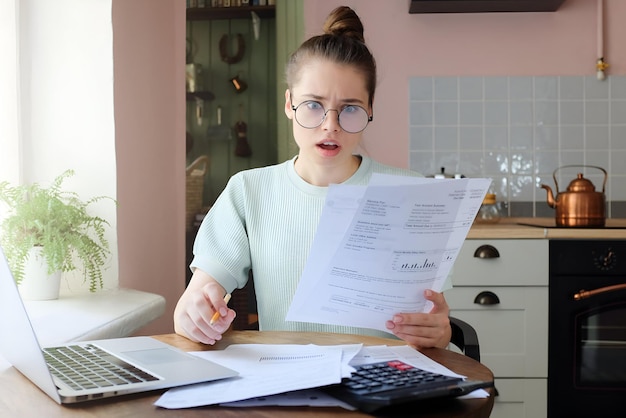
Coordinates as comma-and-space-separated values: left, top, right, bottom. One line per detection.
322, 359, 493, 413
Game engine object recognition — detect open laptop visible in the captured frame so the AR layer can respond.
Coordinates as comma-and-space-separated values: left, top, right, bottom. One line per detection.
0, 246, 238, 404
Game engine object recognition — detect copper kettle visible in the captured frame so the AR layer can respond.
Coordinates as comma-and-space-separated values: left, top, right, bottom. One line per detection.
541, 165, 607, 227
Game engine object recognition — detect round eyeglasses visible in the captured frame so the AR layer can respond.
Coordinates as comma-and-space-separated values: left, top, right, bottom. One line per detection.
290, 99, 373, 133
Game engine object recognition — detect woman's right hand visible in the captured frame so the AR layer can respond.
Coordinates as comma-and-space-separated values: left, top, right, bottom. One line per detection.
173, 269, 236, 344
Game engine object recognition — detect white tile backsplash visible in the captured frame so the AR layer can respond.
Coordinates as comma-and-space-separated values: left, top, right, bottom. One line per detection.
409, 75, 626, 217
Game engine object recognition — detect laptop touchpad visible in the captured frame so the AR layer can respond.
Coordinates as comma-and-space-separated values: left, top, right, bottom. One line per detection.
123, 348, 193, 364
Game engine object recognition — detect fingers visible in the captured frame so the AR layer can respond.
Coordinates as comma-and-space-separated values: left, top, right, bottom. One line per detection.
386, 313, 449, 348
173, 271, 235, 345
209, 293, 232, 325
193, 286, 231, 335
384, 290, 452, 349
424, 289, 450, 316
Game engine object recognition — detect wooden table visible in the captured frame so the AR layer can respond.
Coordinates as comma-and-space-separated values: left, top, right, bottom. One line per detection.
0, 331, 495, 417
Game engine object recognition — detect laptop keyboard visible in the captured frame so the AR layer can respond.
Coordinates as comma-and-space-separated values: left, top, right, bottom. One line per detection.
43, 344, 159, 390
340, 360, 460, 395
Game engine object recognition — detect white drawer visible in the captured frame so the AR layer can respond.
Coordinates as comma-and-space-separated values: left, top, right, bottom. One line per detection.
451, 239, 548, 286
447, 286, 548, 378
490, 378, 547, 418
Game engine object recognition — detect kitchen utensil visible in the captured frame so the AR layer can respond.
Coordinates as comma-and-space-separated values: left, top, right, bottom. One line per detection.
251, 11, 261, 40
475, 193, 501, 224
186, 63, 202, 93
194, 97, 204, 126
206, 105, 231, 142
234, 104, 252, 157
541, 165, 607, 227
219, 33, 245, 64
230, 74, 248, 93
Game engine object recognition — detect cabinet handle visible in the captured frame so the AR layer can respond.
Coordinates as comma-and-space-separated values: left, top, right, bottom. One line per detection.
474, 291, 500, 305
473, 244, 500, 259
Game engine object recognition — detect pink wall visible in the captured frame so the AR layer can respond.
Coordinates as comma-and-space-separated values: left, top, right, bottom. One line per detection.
305, 0, 626, 167
111, 0, 625, 335
113, 0, 186, 335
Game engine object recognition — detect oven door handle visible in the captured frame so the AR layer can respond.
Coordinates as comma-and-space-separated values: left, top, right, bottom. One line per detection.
574, 283, 626, 300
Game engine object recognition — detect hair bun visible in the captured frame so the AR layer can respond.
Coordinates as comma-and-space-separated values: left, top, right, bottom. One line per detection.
322, 6, 365, 43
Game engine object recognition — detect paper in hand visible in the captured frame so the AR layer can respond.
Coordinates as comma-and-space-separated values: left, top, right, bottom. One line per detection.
287, 174, 491, 332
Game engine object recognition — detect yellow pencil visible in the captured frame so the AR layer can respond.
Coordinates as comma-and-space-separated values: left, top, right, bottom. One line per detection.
209, 293, 231, 325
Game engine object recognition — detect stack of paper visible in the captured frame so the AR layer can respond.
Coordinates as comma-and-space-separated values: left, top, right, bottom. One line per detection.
154, 344, 487, 409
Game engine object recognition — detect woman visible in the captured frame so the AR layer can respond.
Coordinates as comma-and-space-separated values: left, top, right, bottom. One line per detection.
174, 6, 452, 349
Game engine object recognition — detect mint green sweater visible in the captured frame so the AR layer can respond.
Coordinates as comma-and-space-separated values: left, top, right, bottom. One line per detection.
191, 155, 448, 338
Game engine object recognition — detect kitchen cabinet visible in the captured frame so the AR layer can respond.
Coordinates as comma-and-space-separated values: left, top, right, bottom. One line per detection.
185, 5, 277, 207
183, 0, 304, 285
447, 239, 548, 418
185, 4, 278, 285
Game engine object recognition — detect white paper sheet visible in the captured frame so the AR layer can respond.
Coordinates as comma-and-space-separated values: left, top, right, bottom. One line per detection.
154, 343, 361, 409
287, 175, 491, 332
218, 344, 487, 410
219, 388, 358, 409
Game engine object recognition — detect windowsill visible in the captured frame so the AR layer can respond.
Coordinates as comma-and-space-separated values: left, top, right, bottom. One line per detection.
23, 288, 166, 346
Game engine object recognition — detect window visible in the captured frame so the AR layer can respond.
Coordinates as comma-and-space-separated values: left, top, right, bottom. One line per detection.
0, 0, 20, 185
0, 0, 119, 292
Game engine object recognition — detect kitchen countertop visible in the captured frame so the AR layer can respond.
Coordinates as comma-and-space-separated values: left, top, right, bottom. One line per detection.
467, 217, 626, 239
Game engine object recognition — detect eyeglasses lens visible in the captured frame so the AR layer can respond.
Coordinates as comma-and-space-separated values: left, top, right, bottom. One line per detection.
294, 101, 370, 133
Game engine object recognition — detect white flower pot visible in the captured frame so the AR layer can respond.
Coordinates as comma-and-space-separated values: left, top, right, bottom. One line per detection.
18, 247, 62, 301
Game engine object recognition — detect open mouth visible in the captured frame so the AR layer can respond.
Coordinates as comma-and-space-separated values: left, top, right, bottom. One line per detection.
318, 142, 339, 150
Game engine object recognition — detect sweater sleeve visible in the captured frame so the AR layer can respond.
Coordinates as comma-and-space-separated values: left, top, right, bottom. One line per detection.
190, 174, 251, 293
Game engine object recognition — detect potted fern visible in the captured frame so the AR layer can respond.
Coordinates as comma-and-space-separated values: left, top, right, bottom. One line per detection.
0, 170, 115, 300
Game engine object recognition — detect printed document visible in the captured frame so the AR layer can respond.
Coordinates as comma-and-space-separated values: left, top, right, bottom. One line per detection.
154, 343, 487, 409
154, 343, 360, 409
286, 175, 491, 333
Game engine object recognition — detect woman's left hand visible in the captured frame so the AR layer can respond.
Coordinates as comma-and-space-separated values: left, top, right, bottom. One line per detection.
385, 289, 452, 349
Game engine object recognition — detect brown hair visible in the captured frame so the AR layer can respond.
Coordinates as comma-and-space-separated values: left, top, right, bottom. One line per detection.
285, 6, 376, 107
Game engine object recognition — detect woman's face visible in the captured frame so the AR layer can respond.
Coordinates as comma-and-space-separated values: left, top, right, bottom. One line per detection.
284, 59, 372, 167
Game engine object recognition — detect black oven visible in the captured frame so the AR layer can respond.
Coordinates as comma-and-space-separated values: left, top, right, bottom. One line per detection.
549, 239, 626, 418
